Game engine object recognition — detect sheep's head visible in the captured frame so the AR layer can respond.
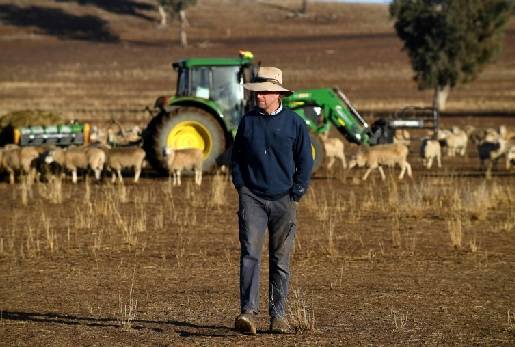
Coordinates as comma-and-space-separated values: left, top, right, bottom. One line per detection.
45, 148, 64, 165
437, 130, 450, 140
163, 147, 176, 160
45, 151, 56, 164
484, 129, 501, 143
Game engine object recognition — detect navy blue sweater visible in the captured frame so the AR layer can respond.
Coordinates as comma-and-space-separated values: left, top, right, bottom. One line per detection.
231, 106, 313, 201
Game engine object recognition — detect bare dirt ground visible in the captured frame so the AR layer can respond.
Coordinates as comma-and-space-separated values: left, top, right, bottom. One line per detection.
0, 165, 514, 346
0, 1, 515, 346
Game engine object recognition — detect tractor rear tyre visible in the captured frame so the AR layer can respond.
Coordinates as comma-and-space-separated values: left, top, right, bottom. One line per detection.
143, 107, 226, 173
310, 132, 325, 174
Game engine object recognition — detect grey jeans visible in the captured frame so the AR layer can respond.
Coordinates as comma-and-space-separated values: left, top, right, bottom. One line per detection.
237, 186, 297, 319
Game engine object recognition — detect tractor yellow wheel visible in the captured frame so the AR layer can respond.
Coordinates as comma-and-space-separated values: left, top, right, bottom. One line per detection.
143, 107, 226, 173
167, 121, 212, 154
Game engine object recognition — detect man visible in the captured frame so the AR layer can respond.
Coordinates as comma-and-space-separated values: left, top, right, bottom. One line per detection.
231, 66, 314, 334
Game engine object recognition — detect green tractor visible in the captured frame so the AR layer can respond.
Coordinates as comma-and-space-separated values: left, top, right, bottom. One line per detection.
143, 51, 373, 173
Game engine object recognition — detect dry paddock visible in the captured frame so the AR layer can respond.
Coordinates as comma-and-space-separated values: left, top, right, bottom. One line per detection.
1, 1, 514, 344
0, 156, 514, 346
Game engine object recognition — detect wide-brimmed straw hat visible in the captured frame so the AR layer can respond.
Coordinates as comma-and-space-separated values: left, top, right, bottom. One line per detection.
243, 66, 293, 96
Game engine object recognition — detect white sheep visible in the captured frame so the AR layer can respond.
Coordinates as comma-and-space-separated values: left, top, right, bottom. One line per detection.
45, 145, 106, 183
506, 144, 515, 170
507, 130, 515, 141
484, 128, 503, 143
420, 138, 442, 169
438, 127, 468, 157
478, 127, 515, 175
393, 129, 411, 147
107, 122, 142, 146
465, 126, 490, 146
0, 146, 18, 183
348, 143, 412, 181
164, 147, 203, 186
1, 145, 45, 184
477, 138, 508, 179
320, 134, 347, 170
105, 146, 146, 184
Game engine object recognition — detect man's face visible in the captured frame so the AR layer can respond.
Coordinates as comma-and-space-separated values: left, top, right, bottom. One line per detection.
256, 91, 281, 113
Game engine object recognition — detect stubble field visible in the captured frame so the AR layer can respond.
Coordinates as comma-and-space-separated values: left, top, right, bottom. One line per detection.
0, 0, 514, 345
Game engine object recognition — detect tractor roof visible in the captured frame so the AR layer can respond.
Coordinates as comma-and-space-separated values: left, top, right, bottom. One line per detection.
173, 56, 253, 69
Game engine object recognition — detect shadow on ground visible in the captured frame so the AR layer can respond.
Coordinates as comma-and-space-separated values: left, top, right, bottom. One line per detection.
1, 310, 237, 337
0, 4, 119, 42
55, 0, 156, 22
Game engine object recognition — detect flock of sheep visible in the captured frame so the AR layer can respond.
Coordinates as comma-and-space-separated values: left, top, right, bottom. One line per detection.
0, 143, 204, 186
323, 124, 515, 180
0, 122, 513, 185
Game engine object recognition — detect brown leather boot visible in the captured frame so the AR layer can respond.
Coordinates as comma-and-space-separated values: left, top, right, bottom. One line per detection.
270, 317, 290, 334
235, 312, 257, 335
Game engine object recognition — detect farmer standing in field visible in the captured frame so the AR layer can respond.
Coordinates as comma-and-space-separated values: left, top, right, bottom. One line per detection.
231, 66, 314, 334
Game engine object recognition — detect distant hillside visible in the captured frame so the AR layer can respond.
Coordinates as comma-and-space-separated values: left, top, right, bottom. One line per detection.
0, 0, 513, 120
0, 0, 394, 43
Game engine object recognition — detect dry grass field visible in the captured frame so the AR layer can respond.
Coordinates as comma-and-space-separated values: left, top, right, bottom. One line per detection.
0, 173, 514, 345
1, 0, 515, 346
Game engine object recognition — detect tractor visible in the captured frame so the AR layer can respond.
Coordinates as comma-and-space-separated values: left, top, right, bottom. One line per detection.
142, 51, 374, 174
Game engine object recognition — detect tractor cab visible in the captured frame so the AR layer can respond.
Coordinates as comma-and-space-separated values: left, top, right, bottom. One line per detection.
172, 55, 255, 131
143, 52, 257, 172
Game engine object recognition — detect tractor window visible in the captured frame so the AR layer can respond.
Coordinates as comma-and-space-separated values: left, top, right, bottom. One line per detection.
177, 66, 244, 130
190, 68, 211, 99
176, 68, 189, 96
211, 66, 244, 129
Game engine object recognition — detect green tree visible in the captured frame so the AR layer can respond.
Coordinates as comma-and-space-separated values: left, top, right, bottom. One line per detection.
157, 0, 197, 47
390, 0, 513, 110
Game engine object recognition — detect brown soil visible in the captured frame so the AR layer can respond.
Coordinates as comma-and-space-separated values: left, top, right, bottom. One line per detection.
0, 1, 514, 346
0, 164, 514, 346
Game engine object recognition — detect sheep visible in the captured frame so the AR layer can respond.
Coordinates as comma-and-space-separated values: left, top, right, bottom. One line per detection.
107, 121, 142, 146
438, 127, 468, 157
393, 129, 411, 147
105, 146, 146, 184
89, 125, 103, 144
0, 146, 21, 184
0, 147, 21, 184
45, 145, 106, 183
0, 146, 12, 183
320, 133, 347, 171
484, 128, 503, 143
477, 138, 508, 179
506, 144, 515, 170
506, 130, 515, 141
215, 147, 232, 177
348, 143, 412, 181
163, 147, 203, 186
1, 145, 45, 184
476, 125, 514, 173
420, 137, 442, 169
